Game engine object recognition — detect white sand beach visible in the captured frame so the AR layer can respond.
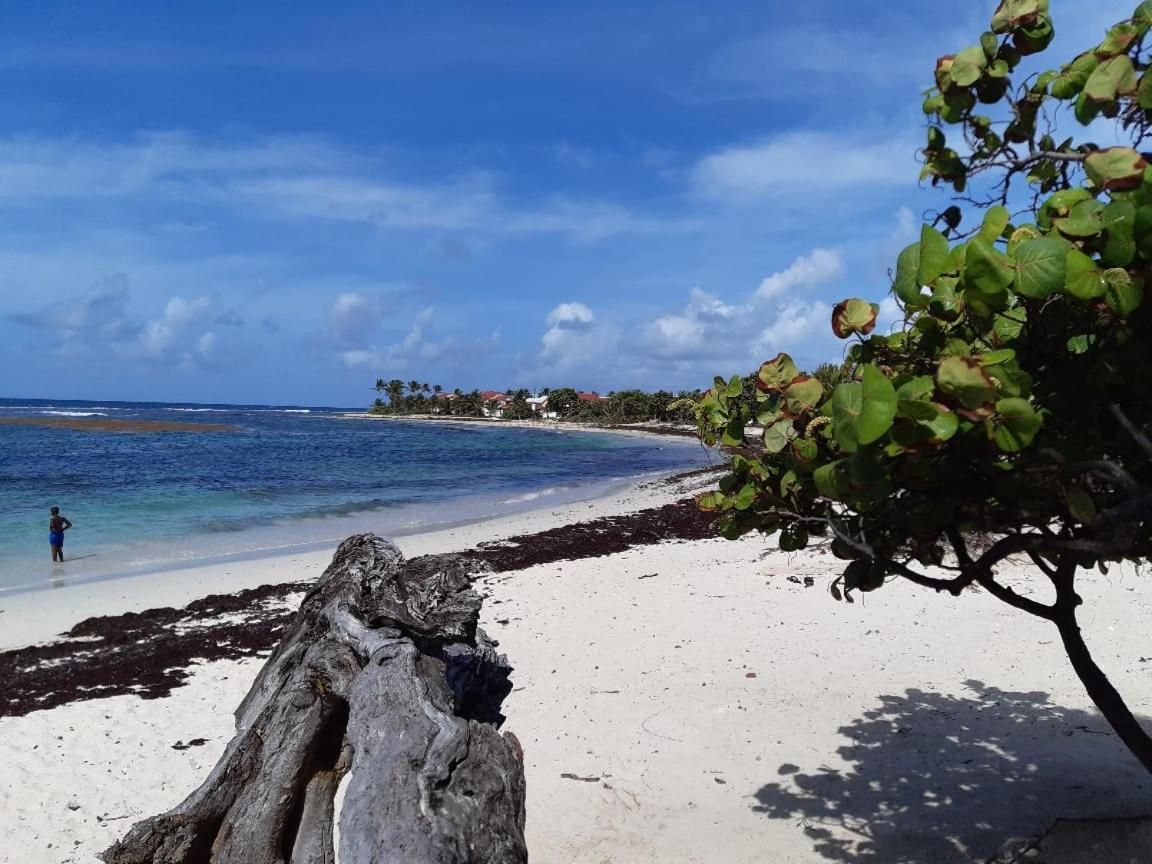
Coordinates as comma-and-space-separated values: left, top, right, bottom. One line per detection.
2, 471, 1151, 863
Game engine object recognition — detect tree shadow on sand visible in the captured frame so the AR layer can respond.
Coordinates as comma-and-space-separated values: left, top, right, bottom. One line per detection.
753, 680, 1152, 863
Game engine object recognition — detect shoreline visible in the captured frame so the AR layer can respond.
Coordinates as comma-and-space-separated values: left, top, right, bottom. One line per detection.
4, 463, 1152, 862
0, 464, 721, 651
336, 411, 702, 440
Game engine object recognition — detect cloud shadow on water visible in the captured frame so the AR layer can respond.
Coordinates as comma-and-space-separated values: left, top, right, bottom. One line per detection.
752, 680, 1152, 863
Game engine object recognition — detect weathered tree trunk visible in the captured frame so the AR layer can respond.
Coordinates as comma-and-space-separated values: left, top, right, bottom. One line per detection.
101, 534, 527, 864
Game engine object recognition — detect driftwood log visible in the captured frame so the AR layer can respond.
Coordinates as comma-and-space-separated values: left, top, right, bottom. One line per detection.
101, 534, 526, 864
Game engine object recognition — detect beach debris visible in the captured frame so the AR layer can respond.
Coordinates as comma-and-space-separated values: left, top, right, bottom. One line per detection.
2, 497, 716, 720
170, 738, 207, 751
101, 536, 526, 864
560, 773, 601, 782
637, 573, 658, 579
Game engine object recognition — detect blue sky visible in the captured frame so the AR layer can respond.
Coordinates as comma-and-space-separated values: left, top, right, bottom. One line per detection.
0, 0, 1130, 406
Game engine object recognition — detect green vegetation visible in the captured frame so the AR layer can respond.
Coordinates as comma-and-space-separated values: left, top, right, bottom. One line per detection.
696, 0, 1152, 772
369, 378, 707, 424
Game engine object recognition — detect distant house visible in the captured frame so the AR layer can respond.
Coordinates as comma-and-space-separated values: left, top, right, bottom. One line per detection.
578, 391, 608, 402
481, 391, 511, 418
526, 395, 556, 420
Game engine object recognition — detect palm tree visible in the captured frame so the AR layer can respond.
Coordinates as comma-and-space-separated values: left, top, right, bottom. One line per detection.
373, 378, 385, 394
407, 380, 421, 396
386, 379, 405, 406
433, 384, 443, 396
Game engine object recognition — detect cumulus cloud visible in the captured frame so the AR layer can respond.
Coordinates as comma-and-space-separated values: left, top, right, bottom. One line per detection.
537, 301, 622, 373
10, 273, 229, 368
545, 301, 595, 329
528, 247, 871, 386
339, 307, 498, 371
756, 248, 843, 300
327, 292, 384, 348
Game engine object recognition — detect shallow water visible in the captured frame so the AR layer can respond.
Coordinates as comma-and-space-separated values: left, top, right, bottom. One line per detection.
0, 398, 710, 594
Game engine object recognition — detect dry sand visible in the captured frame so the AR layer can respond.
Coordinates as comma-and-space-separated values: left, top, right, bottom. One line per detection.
2, 472, 1151, 863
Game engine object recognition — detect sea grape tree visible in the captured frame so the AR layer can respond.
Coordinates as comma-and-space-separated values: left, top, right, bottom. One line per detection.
696, 0, 1152, 772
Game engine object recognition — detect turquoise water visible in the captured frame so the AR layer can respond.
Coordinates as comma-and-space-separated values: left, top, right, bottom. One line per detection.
0, 398, 710, 594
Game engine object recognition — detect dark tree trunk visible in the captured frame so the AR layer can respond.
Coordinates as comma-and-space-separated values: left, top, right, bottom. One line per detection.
101, 534, 527, 864
1056, 608, 1152, 774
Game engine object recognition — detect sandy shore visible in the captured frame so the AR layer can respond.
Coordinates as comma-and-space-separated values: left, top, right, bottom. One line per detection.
2, 469, 1152, 863
336, 411, 701, 440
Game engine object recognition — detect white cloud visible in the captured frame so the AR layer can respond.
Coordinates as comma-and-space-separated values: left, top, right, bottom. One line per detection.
545, 301, 595, 328
756, 301, 831, 353
327, 292, 384, 348
530, 247, 865, 385
10, 274, 228, 368
339, 307, 497, 371
756, 248, 843, 300
892, 206, 918, 243
692, 130, 915, 201
537, 301, 623, 374
139, 296, 213, 357
0, 132, 688, 243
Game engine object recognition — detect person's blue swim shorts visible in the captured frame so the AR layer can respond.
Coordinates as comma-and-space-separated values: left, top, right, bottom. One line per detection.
49, 531, 64, 547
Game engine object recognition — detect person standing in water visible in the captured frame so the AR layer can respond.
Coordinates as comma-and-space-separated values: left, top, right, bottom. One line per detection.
49, 506, 72, 562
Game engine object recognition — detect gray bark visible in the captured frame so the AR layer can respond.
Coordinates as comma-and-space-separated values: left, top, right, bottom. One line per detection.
101, 534, 526, 864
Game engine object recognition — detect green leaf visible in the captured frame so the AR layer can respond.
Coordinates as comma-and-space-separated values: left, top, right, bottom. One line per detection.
979, 348, 1016, 366
1097, 23, 1140, 57
992, 397, 1042, 451
896, 375, 935, 401
1138, 72, 1152, 109
778, 524, 809, 552
990, 0, 1043, 33
784, 376, 824, 414
843, 559, 885, 592
1012, 237, 1067, 299
762, 419, 796, 454
813, 460, 851, 500
721, 416, 745, 446
1135, 206, 1152, 259
993, 308, 1027, 341
1101, 200, 1137, 267
1065, 486, 1097, 525
790, 436, 818, 461
1065, 249, 1106, 299
918, 225, 952, 285
732, 483, 757, 510
893, 241, 926, 307
1084, 55, 1137, 103
696, 491, 724, 512
965, 236, 1016, 294
1074, 89, 1102, 124
979, 205, 1011, 241
1085, 147, 1148, 192
898, 399, 959, 442
951, 45, 989, 86
1051, 52, 1100, 99
831, 365, 897, 452
831, 298, 880, 339
756, 353, 800, 393
936, 356, 997, 414
928, 279, 964, 321
1103, 268, 1143, 315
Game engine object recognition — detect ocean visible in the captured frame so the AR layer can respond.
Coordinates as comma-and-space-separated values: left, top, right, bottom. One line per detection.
0, 398, 711, 595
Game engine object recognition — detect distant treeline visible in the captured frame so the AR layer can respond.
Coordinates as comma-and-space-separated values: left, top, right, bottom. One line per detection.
370, 379, 703, 424
369, 364, 848, 426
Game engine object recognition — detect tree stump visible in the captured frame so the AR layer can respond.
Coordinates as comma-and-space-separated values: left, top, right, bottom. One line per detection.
101, 534, 526, 864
